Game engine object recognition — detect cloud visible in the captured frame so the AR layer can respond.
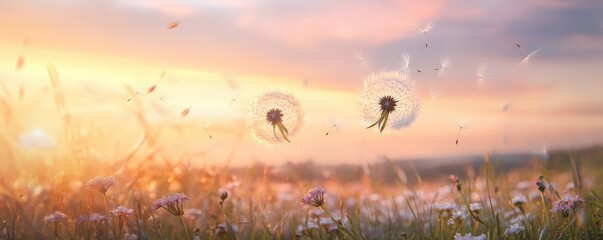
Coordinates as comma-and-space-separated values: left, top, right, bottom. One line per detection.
232, 0, 444, 47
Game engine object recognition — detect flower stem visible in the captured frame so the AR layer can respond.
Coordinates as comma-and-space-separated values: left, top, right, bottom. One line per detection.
178, 215, 190, 240
102, 193, 109, 240
319, 205, 356, 239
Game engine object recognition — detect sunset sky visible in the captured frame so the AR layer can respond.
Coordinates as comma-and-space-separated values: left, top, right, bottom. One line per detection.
1, 0, 602, 166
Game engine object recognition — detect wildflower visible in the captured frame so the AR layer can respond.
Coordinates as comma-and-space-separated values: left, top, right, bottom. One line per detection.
248, 91, 303, 145
470, 203, 483, 215
359, 71, 420, 133
504, 223, 525, 236
452, 210, 467, 221
110, 206, 134, 216
319, 217, 338, 233
516, 181, 531, 191
300, 187, 326, 207
85, 176, 118, 193
153, 193, 189, 216
215, 224, 238, 236
454, 233, 486, 240
435, 202, 457, 218
220, 191, 228, 204
536, 176, 546, 192
511, 194, 527, 207
44, 211, 68, 224
447, 218, 456, 226
552, 195, 585, 218
510, 214, 532, 224
184, 208, 203, 221
88, 213, 107, 223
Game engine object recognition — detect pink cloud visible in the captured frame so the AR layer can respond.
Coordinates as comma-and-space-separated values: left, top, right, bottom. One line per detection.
235, 1, 445, 47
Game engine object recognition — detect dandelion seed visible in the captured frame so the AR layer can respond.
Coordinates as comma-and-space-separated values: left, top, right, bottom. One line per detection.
44, 211, 68, 224
476, 65, 487, 88
167, 21, 180, 29
400, 51, 411, 78
454, 122, 470, 145
500, 102, 510, 112
517, 43, 540, 67
520, 49, 541, 67
126, 92, 145, 102
419, 19, 436, 48
248, 91, 303, 145
85, 176, 118, 193
434, 56, 451, 77
180, 108, 190, 117
355, 52, 369, 72
419, 19, 436, 34
224, 76, 239, 103
300, 187, 326, 207
325, 117, 341, 136
147, 85, 157, 94
153, 193, 189, 216
16, 56, 24, 71
359, 71, 420, 133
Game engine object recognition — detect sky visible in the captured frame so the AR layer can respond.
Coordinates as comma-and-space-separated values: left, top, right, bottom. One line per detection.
1, 0, 602, 166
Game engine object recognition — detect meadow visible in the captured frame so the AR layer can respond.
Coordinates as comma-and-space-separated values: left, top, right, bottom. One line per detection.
1, 74, 603, 240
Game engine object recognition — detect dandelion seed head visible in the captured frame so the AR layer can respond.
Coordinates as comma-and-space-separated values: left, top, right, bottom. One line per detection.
359, 71, 420, 132
437, 57, 452, 77
248, 91, 303, 146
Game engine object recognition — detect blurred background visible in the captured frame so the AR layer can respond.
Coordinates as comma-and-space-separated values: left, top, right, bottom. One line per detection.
1, 0, 602, 167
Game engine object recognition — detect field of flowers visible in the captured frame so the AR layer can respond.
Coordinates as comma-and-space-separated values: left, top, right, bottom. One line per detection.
1, 112, 603, 240
1, 68, 602, 240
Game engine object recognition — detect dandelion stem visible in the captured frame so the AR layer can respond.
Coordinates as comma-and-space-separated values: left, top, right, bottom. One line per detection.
277, 122, 290, 143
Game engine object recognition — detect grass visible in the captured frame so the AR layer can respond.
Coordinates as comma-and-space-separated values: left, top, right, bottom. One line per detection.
1, 72, 602, 240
